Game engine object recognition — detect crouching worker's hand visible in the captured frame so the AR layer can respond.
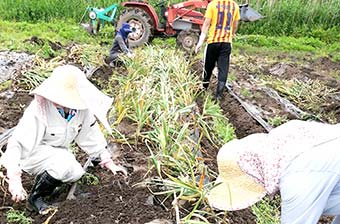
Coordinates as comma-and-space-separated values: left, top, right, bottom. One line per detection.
6, 170, 27, 202
100, 150, 127, 176
127, 52, 134, 58
100, 159, 127, 176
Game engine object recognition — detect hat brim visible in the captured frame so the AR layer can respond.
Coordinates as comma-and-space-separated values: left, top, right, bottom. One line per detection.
207, 174, 266, 211
31, 77, 87, 110
207, 140, 266, 211
30, 65, 113, 132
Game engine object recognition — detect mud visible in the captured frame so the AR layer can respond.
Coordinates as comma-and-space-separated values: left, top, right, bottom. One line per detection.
0, 91, 33, 131
0, 47, 339, 223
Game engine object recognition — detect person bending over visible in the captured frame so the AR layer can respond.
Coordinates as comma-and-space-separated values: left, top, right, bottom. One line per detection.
208, 119, 340, 224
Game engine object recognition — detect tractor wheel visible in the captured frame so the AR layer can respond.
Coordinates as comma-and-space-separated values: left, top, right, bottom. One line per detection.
116, 8, 154, 47
176, 30, 199, 52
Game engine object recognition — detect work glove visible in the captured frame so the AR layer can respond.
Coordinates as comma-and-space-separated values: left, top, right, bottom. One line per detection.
100, 151, 127, 176
6, 170, 27, 202
127, 52, 134, 58
100, 159, 128, 176
195, 33, 206, 54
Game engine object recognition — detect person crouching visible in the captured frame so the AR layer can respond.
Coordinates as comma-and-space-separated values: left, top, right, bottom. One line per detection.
1, 65, 127, 215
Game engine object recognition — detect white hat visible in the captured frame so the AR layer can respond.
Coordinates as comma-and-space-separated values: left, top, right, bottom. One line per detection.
30, 65, 113, 132
207, 140, 266, 211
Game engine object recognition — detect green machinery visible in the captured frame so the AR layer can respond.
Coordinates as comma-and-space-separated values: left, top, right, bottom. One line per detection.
80, 4, 118, 35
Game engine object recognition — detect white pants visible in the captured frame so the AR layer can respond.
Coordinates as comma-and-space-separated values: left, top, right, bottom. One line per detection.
280, 139, 340, 224
21, 145, 85, 182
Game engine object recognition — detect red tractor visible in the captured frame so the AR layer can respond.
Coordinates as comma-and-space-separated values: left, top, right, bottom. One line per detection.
116, 0, 262, 51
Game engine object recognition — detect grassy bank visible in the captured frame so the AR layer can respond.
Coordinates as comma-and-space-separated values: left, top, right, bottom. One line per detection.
0, 0, 117, 22
241, 0, 340, 38
1, 20, 339, 61
0, 0, 339, 40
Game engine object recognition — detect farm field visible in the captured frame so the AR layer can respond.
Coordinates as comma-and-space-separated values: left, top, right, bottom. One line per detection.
0, 0, 340, 223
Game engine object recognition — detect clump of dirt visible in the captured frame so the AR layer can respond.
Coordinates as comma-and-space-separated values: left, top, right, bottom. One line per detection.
220, 90, 267, 137
0, 91, 33, 130
24, 36, 63, 51
35, 145, 172, 224
88, 66, 114, 89
0, 145, 172, 224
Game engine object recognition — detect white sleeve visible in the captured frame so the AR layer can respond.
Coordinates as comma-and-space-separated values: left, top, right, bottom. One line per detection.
1, 102, 45, 173
75, 111, 108, 159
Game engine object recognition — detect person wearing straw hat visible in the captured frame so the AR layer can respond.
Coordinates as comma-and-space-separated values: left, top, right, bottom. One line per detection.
0, 65, 127, 215
208, 119, 340, 224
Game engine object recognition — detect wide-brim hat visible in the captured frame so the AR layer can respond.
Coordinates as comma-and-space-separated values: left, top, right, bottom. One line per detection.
207, 140, 266, 211
30, 65, 113, 132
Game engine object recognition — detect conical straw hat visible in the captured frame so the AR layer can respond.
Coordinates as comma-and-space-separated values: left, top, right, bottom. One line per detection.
30, 65, 113, 132
207, 140, 266, 211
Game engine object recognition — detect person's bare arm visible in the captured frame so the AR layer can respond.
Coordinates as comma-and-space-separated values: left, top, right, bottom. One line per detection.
232, 20, 239, 38
195, 18, 211, 53
201, 17, 212, 35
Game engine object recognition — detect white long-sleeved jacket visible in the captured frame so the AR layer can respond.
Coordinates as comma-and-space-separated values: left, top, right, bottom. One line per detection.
1, 98, 109, 181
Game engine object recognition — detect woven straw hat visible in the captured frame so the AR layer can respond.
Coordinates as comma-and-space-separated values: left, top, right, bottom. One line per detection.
30, 65, 113, 132
207, 140, 266, 211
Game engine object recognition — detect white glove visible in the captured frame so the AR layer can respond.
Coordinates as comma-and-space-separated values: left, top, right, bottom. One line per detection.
127, 52, 134, 58
100, 150, 127, 176
101, 159, 127, 176
7, 170, 27, 202
100, 159, 127, 176
195, 33, 206, 54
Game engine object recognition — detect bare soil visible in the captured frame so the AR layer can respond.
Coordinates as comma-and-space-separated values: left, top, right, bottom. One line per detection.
0, 46, 339, 223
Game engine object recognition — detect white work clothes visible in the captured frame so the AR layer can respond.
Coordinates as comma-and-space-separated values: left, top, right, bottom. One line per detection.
1, 99, 108, 182
280, 137, 340, 224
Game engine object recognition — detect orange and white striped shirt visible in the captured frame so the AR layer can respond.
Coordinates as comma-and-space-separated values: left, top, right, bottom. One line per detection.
205, 0, 240, 44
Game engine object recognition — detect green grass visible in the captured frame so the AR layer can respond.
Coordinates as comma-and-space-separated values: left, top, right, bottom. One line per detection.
2, 20, 339, 62
242, 0, 340, 38
0, 0, 339, 39
0, 80, 12, 92
6, 209, 33, 224
0, 20, 114, 52
0, 0, 120, 22
234, 34, 340, 62
240, 87, 252, 98
251, 195, 280, 224
80, 173, 100, 185
268, 115, 288, 127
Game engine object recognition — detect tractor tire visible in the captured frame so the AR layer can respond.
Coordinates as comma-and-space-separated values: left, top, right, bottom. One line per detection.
176, 30, 199, 52
116, 8, 154, 48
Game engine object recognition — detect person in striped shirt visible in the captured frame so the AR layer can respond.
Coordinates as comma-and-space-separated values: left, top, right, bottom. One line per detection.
195, 0, 240, 101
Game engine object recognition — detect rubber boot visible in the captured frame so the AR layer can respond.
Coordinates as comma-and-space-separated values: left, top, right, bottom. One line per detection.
202, 81, 209, 90
109, 61, 116, 68
28, 171, 62, 215
215, 81, 226, 101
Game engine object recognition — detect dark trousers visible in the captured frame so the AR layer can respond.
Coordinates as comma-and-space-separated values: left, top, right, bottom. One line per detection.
109, 52, 120, 62
203, 42, 231, 86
